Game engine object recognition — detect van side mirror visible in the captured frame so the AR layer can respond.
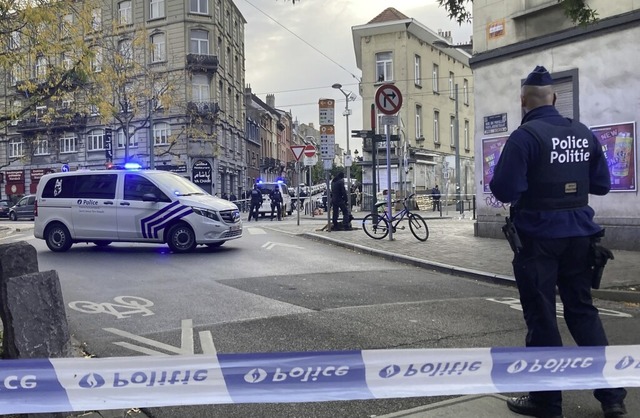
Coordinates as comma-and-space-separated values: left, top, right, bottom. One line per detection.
142, 193, 159, 202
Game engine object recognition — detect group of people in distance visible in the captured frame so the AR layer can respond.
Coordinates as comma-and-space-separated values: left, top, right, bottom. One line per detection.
247, 184, 283, 222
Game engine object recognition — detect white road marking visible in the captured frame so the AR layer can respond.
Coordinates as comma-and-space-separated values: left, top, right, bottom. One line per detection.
246, 227, 267, 234
486, 297, 633, 318
104, 319, 217, 356
261, 241, 305, 250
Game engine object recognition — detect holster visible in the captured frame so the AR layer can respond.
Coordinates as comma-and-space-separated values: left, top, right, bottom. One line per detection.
502, 217, 523, 254
589, 229, 614, 289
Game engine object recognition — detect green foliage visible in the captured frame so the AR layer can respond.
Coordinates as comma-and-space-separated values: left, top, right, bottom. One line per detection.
436, 0, 598, 26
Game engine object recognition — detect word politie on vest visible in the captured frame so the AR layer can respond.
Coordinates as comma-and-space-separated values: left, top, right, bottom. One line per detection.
550, 135, 591, 164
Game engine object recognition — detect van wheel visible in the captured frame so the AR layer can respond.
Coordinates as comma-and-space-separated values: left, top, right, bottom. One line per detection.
167, 223, 196, 253
9, 212, 17, 221
93, 241, 112, 247
45, 223, 73, 252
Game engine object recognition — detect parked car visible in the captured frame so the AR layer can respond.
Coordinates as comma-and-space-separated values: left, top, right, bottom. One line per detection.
0, 200, 12, 218
8, 195, 36, 221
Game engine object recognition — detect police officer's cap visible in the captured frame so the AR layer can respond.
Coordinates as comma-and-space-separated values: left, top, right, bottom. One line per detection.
522, 65, 553, 86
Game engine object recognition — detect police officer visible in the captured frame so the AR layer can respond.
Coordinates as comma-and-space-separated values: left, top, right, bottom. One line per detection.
269, 187, 283, 221
490, 66, 627, 418
248, 184, 262, 222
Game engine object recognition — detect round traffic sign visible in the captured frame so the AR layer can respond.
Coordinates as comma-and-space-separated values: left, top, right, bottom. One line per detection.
375, 84, 403, 115
303, 144, 316, 158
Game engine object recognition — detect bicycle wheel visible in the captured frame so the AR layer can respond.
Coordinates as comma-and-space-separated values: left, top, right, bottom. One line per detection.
362, 213, 389, 240
408, 213, 429, 241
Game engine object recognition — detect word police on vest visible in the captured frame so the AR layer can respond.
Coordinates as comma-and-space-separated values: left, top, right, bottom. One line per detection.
550, 135, 591, 164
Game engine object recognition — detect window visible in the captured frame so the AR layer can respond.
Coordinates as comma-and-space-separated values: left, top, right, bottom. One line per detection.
415, 105, 422, 138
118, 39, 133, 64
34, 140, 49, 156
192, 74, 210, 101
61, 14, 73, 38
450, 116, 456, 146
62, 53, 73, 70
464, 120, 470, 149
150, 0, 164, 19
153, 122, 170, 145
75, 174, 117, 199
433, 110, 440, 143
42, 176, 76, 199
60, 132, 77, 153
190, 0, 208, 14
432, 64, 439, 93
9, 31, 20, 50
119, 1, 132, 25
91, 47, 102, 72
376, 52, 393, 82
35, 56, 48, 80
89, 104, 100, 115
9, 138, 24, 158
117, 128, 137, 149
10, 64, 24, 85
414, 55, 421, 86
463, 79, 469, 105
151, 33, 166, 62
449, 72, 455, 99
124, 174, 170, 201
91, 8, 102, 31
190, 30, 209, 55
87, 129, 104, 151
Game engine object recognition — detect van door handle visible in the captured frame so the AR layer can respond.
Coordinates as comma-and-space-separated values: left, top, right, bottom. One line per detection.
104, 201, 114, 205
120, 202, 130, 206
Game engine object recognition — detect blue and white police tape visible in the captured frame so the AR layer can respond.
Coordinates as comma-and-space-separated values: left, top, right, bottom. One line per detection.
1, 345, 639, 414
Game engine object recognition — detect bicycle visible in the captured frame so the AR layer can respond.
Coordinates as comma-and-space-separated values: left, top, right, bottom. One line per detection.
362, 193, 429, 241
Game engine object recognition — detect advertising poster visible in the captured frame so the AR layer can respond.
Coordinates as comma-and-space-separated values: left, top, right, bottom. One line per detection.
590, 122, 636, 192
482, 136, 509, 193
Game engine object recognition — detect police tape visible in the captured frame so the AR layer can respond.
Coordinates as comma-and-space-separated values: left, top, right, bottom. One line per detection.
1, 345, 639, 414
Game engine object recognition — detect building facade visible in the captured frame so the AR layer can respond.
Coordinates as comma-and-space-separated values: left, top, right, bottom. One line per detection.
352, 8, 475, 204
1, 0, 248, 200
470, 0, 640, 250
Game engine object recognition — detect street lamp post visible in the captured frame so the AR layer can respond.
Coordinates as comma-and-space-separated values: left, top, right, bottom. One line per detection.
332, 83, 355, 219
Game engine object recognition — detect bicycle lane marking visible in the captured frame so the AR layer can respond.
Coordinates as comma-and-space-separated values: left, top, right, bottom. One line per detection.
68, 295, 154, 319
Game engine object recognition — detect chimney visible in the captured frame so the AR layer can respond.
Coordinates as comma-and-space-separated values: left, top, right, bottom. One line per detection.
266, 94, 275, 108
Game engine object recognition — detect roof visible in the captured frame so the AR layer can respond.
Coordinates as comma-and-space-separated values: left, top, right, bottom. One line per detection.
368, 7, 410, 24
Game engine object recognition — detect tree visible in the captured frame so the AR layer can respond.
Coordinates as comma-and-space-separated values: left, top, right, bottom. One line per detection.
436, 0, 597, 26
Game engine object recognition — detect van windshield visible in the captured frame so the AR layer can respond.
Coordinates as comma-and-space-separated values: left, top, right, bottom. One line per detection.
151, 172, 207, 196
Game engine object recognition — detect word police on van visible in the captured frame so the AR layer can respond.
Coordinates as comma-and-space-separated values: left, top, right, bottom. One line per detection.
34, 169, 242, 253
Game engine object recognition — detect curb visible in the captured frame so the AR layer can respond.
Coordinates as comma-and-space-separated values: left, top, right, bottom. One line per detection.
301, 232, 640, 304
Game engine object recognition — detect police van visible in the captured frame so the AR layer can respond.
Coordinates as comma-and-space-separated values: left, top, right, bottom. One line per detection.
256, 181, 292, 218
34, 168, 242, 253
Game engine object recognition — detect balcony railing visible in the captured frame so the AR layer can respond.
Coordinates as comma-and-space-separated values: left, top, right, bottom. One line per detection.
186, 54, 219, 73
187, 101, 219, 120
16, 112, 87, 133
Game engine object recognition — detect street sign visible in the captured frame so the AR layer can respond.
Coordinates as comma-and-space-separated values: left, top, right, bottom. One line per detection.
303, 144, 316, 158
318, 99, 335, 126
290, 145, 305, 161
303, 155, 318, 166
61, 164, 70, 172
375, 84, 403, 115
381, 115, 398, 126
320, 125, 335, 158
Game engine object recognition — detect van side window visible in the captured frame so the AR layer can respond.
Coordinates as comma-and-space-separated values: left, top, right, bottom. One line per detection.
74, 174, 117, 199
124, 174, 170, 202
42, 176, 77, 198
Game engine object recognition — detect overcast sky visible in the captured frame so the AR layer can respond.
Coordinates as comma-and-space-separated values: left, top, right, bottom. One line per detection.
234, 0, 473, 154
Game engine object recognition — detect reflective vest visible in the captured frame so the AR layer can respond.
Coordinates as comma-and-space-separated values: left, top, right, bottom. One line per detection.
517, 119, 594, 211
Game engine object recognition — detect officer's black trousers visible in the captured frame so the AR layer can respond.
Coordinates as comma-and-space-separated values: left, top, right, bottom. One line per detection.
512, 235, 626, 413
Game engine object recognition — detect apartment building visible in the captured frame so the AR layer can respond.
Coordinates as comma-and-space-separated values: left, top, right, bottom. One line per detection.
1, 0, 249, 200
352, 8, 475, 201
471, 0, 640, 250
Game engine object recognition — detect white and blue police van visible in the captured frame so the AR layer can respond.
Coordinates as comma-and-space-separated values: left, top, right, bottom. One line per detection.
34, 166, 242, 253
256, 180, 292, 218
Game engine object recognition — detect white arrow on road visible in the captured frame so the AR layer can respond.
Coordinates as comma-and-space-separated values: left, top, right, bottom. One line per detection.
261, 242, 305, 251
104, 319, 217, 356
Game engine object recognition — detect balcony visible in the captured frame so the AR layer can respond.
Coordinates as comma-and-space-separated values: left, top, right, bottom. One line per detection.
16, 112, 87, 133
186, 54, 219, 74
187, 101, 220, 120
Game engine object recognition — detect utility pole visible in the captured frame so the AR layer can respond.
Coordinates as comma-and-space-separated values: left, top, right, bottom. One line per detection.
454, 83, 461, 213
